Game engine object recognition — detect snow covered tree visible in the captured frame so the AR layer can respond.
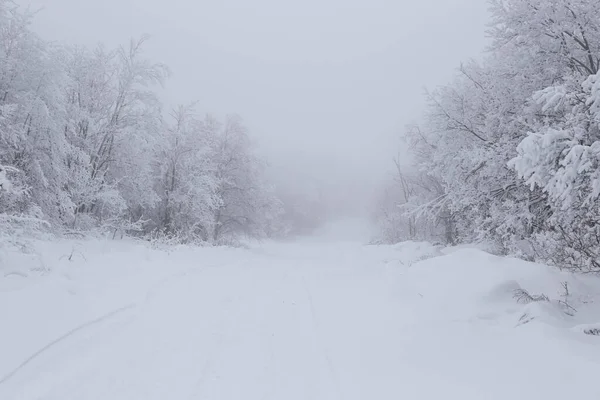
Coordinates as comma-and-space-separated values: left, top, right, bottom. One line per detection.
152, 105, 221, 241
500, 0, 600, 270
0, 4, 72, 225
61, 37, 168, 231
203, 114, 283, 242
372, 148, 448, 244
391, 0, 600, 266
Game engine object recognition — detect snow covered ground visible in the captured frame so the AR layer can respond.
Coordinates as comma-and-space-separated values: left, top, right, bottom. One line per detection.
1, 229, 600, 399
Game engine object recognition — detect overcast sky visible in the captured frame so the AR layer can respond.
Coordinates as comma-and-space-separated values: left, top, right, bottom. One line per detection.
18, 0, 489, 216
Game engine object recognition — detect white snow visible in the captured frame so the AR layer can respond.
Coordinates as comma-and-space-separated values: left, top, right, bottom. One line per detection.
1, 232, 600, 399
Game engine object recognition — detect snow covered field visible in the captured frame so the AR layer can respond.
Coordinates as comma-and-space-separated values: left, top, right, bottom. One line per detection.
1, 231, 600, 399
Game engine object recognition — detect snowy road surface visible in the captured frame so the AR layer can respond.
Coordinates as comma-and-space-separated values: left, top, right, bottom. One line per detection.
1, 237, 600, 399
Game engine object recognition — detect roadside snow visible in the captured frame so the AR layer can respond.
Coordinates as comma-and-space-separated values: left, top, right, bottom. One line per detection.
0, 237, 599, 399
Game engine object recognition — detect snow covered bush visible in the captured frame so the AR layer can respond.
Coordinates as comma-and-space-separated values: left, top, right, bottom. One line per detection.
0, 165, 49, 270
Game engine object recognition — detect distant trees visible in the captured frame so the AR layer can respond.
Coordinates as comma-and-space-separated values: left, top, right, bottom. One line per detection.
153, 111, 284, 243
0, 3, 283, 244
206, 115, 284, 242
381, 0, 600, 271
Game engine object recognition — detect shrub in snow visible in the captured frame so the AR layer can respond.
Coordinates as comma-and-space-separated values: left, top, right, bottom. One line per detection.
513, 288, 549, 304
0, 166, 49, 270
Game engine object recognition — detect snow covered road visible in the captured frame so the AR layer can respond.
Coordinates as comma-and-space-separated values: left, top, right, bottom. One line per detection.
1, 238, 600, 399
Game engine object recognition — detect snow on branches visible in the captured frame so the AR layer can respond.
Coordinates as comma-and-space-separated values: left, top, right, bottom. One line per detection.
389, 0, 600, 270
0, 4, 283, 244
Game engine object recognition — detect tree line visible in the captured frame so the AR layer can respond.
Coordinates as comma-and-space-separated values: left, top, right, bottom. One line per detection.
0, 1, 284, 244
376, 0, 600, 272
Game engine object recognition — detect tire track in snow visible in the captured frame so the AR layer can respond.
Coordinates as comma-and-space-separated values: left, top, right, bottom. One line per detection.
301, 275, 344, 400
189, 331, 228, 399
0, 303, 136, 386
0, 264, 215, 388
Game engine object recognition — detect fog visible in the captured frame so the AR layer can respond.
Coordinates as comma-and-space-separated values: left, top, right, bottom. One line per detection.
19, 0, 489, 219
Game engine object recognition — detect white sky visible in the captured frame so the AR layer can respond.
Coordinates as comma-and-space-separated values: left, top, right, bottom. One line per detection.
18, 0, 489, 216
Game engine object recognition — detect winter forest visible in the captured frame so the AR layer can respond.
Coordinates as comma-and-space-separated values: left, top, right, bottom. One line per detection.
0, 0, 289, 244
375, 0, 600, 273
2, 0, 600, 398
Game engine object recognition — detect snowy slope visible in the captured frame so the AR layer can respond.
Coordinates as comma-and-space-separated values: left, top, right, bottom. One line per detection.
1, 236, 600, 399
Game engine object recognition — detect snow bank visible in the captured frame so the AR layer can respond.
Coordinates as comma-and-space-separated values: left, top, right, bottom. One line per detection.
391, 240, 443, 265
392, 247, 600, 333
